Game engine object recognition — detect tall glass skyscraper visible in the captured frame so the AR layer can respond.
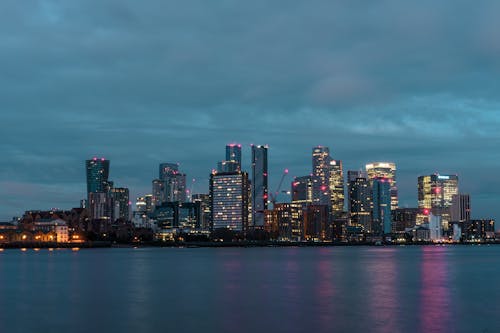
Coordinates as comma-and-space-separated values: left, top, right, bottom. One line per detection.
312, 146, 331, 206
366, 162, 398, 210
86, 157, 113, 221
157, 162, 187, 203
418, 173, 459, 230
372, 177, 392, 235
251, 145, 268, 228
348, 171, 372, 232
226, 144, 242, 169
111, 187, 131, 221
329, 159, 344, 215
86, 158, 110, 194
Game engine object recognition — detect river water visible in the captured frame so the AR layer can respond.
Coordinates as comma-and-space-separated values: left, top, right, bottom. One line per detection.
0, 246, 499, 333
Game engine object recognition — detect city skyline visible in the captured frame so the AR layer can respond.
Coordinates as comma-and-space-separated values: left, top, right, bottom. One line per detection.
0, 143, 494, 226
2, 1, 500, 223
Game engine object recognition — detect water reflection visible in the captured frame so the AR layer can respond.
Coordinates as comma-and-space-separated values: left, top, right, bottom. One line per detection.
220, 250, 243, 333
366, 248, 399, 332
316, 248, 335, 331
419, 247, 453, 333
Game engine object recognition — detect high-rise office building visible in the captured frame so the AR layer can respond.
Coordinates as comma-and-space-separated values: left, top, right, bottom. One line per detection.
303, 205, 330, 241
451, 193, 470, 223
329, 159, 344, 215
217, 144, 243, 173
158, 162, 187, 203
269, 202, 304, 241
88, 192, 113, 220
226, 144, 242, 169
418, 173, 459, 230
154, 201, 202, 229
86, 158, 110, 194
192, 194, 211, 230
366, 162, 398, 210
152, 179, 166, 207
251, 145, 268, 228
86, 157, 114, 221
210, 171, 250, 232
348, 172, 372, 232
312, 146, 331, 206
111, 187, 131, 221
372, 177, 392, 235
291, 175, 321, 204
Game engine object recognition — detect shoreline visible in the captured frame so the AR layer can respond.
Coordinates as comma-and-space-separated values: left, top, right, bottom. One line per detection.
1, 240, 499, 249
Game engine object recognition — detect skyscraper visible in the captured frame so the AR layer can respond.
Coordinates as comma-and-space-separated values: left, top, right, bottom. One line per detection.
88, 192, 113, 220
372, 177, 392, 235
329, 159, 344, 215
111, 187, 131, 221
152, 179, 166, 207
366, 162, 398, 210
158, 163, 187, 203
86, 157, 113, 221
217, 144, 242, 173
348, 171, 372, 232
86, 158, 110, 194
210, 171, 250, 232
192, 194, 211, 230
226, 144, 242, 169
451, 193, 470, 223
291, 175, 320, 204
418, 173, 459, 230
251, 145, 268, 228
312, 146, 331, 206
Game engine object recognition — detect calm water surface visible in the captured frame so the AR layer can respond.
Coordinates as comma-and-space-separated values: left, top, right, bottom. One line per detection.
0, 246, 499, 333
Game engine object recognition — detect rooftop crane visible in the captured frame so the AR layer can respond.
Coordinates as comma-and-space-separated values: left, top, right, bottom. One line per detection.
269, 169, 289, 208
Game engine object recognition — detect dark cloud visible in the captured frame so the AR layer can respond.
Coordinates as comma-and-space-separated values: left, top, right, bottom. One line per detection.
1, 0, 499, 223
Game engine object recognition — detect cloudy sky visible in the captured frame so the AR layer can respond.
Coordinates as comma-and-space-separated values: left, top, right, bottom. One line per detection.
1, 0, 500, 222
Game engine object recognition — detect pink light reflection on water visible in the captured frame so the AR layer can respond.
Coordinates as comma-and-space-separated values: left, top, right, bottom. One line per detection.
419, 247, 452, 333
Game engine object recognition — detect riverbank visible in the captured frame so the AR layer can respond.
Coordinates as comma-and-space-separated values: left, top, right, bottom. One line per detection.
1, 240, 499, 249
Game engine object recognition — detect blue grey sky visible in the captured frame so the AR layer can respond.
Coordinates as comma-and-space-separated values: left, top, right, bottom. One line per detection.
1, 0, 500, 221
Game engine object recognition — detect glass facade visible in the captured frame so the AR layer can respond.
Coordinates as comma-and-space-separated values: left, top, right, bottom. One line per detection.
251, 145, 268, 228
366, 162, 398, 210
348, 173, 372, 232
86, 158, 110, 194
418, 174, 459, 230
329, 159, 344, 215
372, 177, 392, 235
312, 146, 331, 206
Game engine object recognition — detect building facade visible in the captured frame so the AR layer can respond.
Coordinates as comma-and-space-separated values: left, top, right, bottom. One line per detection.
210, 171, 250, 232
348, 172, 372, 232
312, 146, 331, 206
418, 173, 459, 231
251, 145, 268, 228
372, 177, 392, 235
111, 187, 131, 221
329, 159, 344, 216
366, 162, 398, 210
86, 158, 110, 194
